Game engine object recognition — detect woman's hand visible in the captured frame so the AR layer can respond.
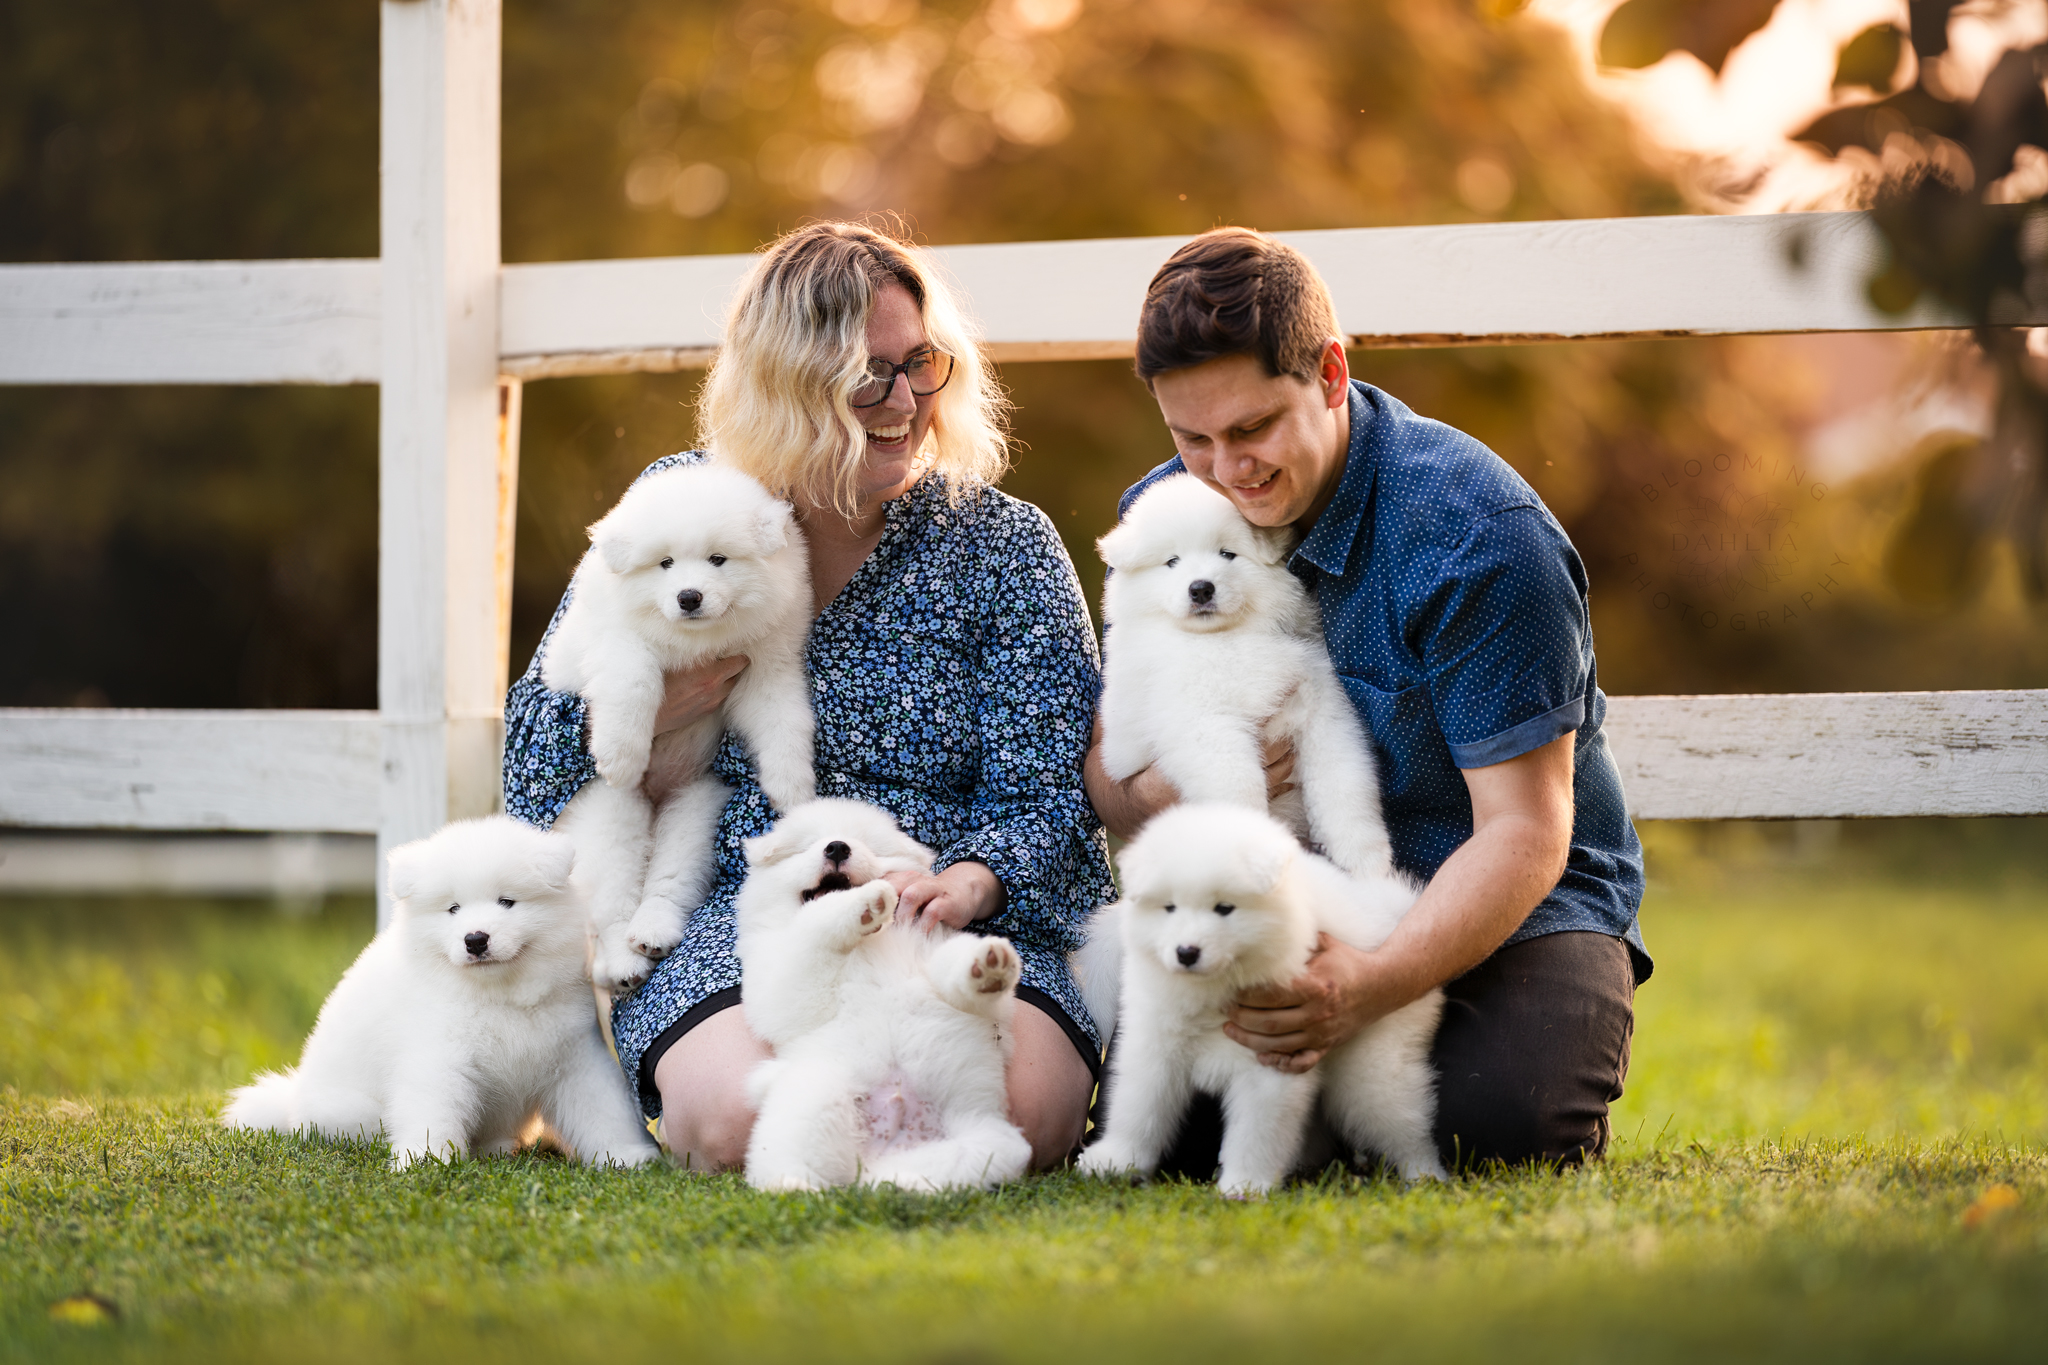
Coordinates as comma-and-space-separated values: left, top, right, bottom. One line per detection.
882, 861, 1005, 933
654, 655, 750, 736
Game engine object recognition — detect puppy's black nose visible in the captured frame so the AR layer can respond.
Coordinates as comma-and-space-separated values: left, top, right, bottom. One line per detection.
464, 931, 490, 958
1176, 944, 1202, 967
1187, 579, 1215, 605
823, 840, 851, 865
676, 588, 704, 613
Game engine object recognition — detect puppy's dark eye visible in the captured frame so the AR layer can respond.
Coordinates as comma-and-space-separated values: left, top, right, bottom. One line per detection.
498, 897, 515, 909
1218, 550, 1237, 560
1162, 903, 1176, 914
1213, 903, 1235, 916
446, 903, 459, 915
1165, 556, 1180, 568
659, 557, 673, 570
708, 554, 727, 567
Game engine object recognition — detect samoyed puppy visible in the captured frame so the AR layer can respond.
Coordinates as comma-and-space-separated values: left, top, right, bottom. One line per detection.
1097, 474, 1392, 878
222, 817, 657, 1172
1078, 804, 1445, 1196
735, 799, 1032, 1193
543, 462, 816, 995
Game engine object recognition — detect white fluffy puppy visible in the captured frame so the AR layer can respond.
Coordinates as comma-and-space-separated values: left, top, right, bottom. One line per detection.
1078, 804, 1445, 1196
222, 817, 658, 1173
1098, 474, 1392, 878
736, 799, 1031, 1193
543, 462, 816, 995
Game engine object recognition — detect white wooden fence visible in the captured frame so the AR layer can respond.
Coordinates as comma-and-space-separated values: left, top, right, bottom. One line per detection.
2, 0, 2043, 926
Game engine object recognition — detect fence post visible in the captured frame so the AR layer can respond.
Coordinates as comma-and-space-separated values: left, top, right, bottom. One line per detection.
377, 0, 510, 928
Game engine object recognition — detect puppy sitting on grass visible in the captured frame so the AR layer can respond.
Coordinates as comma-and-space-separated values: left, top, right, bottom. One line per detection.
1096, 473, 1392, 879
736, 799, 1031, 1192
1078, 804, 1445, 1196
543, 461, 816, 995
221, 817, 657, 1173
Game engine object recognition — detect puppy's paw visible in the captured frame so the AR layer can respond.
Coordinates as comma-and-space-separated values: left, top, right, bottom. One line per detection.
930, 934, 1019, 1015
1077, 1143, 1147, 1182
626, 897, 687, 961
966, 939, 1020, 996
590, 932, 654, 997
588, 732, 650, 791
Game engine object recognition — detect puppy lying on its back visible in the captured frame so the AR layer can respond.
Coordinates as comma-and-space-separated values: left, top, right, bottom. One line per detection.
544, 462, 816, 995
1078, 804, 1445, 1196
736, 799, 1031, 1193
1097, 474, 1392, 878
222, 817, 657, 1172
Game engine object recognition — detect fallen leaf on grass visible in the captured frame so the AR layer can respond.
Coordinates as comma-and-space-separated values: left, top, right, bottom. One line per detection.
1962, 1184, 2020, 1229
48, 1293, 118, 1326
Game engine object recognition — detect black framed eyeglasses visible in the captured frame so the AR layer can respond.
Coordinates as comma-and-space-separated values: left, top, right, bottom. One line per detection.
849, 349, 954, 408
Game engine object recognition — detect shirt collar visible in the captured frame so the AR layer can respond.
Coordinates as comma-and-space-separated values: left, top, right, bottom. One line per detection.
1291, 380, 1378, 579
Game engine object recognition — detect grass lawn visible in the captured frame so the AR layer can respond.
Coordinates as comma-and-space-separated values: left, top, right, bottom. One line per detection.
3, 822, 2045, 1363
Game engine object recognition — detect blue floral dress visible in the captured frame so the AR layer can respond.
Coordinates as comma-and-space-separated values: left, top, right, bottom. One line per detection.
503, 453, 1115, 1118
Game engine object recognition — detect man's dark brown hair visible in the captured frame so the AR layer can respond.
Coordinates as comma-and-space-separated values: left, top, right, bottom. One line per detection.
1134, 227, 1342, 386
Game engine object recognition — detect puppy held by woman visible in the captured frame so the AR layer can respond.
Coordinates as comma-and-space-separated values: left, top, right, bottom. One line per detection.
503, 221, 1113, 1180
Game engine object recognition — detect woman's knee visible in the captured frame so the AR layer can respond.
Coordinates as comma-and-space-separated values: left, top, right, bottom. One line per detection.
1008, 1002, 1094, 1170
650, 1005, 769, 1173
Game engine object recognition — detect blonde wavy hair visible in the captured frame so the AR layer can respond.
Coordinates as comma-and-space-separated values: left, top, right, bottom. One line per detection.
698, 221, 1010, 514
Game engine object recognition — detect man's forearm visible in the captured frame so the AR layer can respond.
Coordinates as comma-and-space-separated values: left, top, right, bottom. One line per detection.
1372, 808, 1570, 1004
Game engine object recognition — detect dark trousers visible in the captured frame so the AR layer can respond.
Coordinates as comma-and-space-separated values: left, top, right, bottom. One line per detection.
1123, 931, 1637, 1179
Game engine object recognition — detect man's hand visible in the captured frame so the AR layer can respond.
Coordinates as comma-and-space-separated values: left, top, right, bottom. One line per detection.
1223, 934, 1413, 1072
654, 655, 750, 736
881, 861, 1005, 933
1222, 729, 1579, 1069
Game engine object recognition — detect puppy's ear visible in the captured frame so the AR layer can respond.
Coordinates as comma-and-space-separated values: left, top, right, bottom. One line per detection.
1241, 832, 1295, 896
743, 819, 811, 869
1249, 522, 1298, 567
1096, 520, 1141, 572
385, 840, 426, 905
589, 503, 657, 576
527, 833, 576, 891
749, 499, 793, 557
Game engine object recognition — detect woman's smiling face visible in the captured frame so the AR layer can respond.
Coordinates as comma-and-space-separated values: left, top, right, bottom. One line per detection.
850, 279, 937, 506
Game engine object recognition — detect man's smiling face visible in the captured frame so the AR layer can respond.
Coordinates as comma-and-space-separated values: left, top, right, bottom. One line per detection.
1150, 344, 1353, 531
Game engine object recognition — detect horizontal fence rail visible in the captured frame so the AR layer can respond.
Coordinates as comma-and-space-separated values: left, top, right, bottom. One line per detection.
4, 692, 2041, 833
0, 710, 382, 833
1, 211, 2008, 387
0, 260, 380, 385
1601, 690, 2048, 820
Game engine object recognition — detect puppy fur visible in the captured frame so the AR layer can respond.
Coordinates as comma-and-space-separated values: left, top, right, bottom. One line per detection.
736, 799, 1032, 1192
1097, 474, 1393, 878
543, 462, 817, 995
1078, 804, 1446, 1196
221, 817, 658, 1173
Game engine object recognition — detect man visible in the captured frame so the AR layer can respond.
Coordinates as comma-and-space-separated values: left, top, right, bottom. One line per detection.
1083, 227, 1649, 1171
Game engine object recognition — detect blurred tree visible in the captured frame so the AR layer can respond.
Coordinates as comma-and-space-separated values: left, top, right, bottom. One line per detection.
3, 0, 2044, 715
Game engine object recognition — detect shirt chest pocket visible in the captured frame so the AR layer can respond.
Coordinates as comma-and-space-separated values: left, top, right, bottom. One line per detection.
1334, 672, 1454, 805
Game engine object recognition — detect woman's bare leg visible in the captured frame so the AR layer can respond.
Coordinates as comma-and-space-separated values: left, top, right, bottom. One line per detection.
655, 998, 1094, 1176
652, 1005, 770, 1173
1009, 1000, 1094, 1171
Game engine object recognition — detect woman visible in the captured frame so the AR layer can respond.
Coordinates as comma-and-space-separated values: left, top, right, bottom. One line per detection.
502, 221, 1113, 1172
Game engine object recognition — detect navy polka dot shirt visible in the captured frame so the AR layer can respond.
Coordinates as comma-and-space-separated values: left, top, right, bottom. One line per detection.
1121, 381, 1650, 980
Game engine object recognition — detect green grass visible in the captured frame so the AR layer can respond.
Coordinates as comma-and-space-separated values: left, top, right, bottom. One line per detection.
3, 824, 2046, 1363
